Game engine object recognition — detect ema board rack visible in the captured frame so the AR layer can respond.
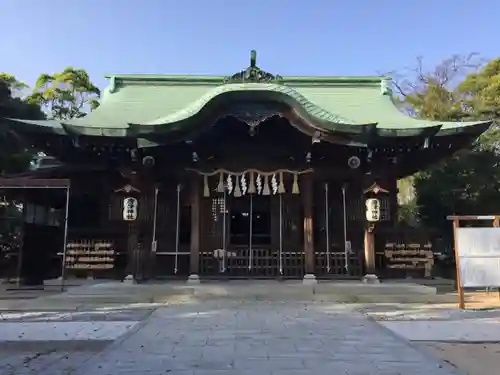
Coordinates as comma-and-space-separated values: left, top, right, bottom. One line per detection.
65, 239, 116, 270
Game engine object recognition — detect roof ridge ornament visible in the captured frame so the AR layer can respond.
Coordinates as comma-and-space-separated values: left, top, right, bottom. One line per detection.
223, 50, 283, 84
380, 78, 392, 96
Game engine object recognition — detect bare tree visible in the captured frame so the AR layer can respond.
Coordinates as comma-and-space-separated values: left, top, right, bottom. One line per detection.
388, 53, 484, 97
385, 53, 485, 120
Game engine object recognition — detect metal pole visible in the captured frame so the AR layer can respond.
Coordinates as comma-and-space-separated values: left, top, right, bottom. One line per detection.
342, 184, 349, 273
60, 185, 71, 292
222, 187, 227, 273
279, 194, 283, 275
151, 187, 159, 253
174, 184, 181, 274
325, 183, 330, 272
248, 193, 253, 270
16, 199, 26, 289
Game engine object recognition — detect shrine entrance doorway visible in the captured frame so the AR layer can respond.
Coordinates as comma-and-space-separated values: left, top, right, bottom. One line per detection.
199, 172, 305, 278
225, 194, 273, 276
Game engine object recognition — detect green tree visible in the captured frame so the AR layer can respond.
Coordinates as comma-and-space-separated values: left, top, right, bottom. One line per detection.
28, 67, 100, 120
0, 74, 44, 174
392, 56, 500, 235
457, 58, 500, 120
0, 73, 44, 121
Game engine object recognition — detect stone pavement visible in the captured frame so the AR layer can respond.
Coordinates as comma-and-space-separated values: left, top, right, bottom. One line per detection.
380, 317, 500, 342
0, 280, 470, 375
0, 321, 139, 341
72, 301, 461, 375
0, 307, 154, 375
358, 301, 500, 375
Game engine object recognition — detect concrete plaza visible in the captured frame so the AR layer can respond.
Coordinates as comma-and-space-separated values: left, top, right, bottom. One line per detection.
0, 280, 466, 375
76, 300, 461, 375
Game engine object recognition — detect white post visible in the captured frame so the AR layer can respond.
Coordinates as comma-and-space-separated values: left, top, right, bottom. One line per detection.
16, 200, 26, 289
151, 187, 159, 253
248, 193, 253, 270
221, 187, 227, 273
279, 193, 283, 275
342, 184, 349, 273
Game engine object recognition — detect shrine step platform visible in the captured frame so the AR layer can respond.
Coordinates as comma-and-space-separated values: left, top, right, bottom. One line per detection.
59, 279, 448, 304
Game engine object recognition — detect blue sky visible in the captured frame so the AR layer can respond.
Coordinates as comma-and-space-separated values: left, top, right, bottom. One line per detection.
2, 0, 498, 89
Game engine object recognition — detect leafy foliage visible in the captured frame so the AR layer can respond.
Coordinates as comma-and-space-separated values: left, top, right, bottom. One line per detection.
28, 67, 100, 120
414, 147, 500, 234
0, 73, 44, 121
392, 55, 500, 236
457, 58, 500, 120
1, 68, 99, 173
0, 74, 44, 174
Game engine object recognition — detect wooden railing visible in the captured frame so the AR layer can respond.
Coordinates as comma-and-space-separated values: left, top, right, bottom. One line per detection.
199, 247, 305, 278
314, 252, 363, 277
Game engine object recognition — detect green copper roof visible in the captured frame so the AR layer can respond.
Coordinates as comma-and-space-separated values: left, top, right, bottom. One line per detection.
3, 68, 491, 139
50, 74, 487, 137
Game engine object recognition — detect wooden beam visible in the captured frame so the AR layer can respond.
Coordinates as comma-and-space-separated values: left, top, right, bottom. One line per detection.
0, 178, 70, 188
447, 215, 496, 221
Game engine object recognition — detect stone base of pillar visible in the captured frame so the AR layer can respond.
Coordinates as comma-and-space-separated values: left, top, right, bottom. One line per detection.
123, 274, 137, 285
302, 274, 318, 285
362, 274, 380, 284
187, 274, 200, 284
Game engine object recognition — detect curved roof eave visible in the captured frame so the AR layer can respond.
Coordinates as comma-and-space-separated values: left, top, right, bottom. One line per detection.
436, 120, 493, 136
4, 118, 67, 135
133, 83, 362, 127
4, 117, 492, 143
375, 121, 492, 138
125, 83, 493, 139
3, 82, 493, 141
372, 94, 493, 136
126, 84, 381, 141
3, 119, 133, 138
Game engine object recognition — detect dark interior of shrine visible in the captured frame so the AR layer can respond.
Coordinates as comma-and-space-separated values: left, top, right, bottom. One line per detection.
141, 114, 372, 178
0, 188, 67, 285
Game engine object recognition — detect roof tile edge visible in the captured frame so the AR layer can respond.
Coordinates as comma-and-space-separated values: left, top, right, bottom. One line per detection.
104, 74, 388, 86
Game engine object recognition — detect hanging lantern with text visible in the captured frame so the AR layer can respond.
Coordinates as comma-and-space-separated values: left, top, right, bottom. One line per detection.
123, 197, 138, 221
365, 198, 381, 222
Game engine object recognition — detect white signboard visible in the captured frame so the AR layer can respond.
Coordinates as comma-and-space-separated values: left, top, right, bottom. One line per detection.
365, 198, 380, 222
456, 228, 500, 288
122, 197, 138, 221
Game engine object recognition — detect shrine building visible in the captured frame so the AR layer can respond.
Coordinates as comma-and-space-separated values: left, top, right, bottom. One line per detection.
1, 51, 491, 284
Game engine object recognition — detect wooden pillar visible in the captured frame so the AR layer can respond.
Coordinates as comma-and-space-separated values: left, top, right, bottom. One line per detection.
188, 175, 201, 282
303, 173, 315, 277
363, 224, 379, 283
364, 226, 376, 274
125, 221, 139, 282
121, 191, 143, 283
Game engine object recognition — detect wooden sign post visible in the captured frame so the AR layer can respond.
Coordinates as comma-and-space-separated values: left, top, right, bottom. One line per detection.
447, 215, 500, 310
